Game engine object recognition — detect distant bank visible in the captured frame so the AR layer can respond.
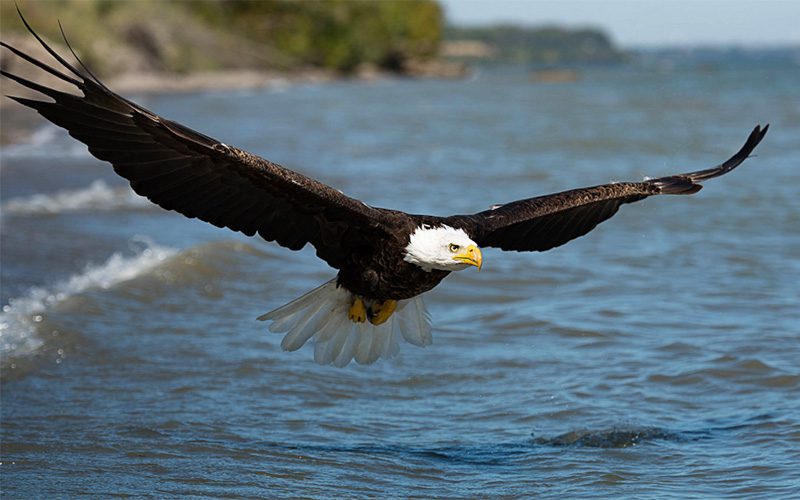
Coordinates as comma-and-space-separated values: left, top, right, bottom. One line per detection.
3, 1, 795, 144
0, 0, 461, 144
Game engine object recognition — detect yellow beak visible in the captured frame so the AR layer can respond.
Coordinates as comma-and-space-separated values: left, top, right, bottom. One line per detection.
453, 245, 483, 270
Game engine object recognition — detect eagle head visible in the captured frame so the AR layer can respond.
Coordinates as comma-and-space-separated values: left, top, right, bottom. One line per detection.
403, 225, 483, 272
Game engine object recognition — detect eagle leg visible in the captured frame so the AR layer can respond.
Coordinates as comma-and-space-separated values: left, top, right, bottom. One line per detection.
369, 299, 398, 326
348, 296, 368, 323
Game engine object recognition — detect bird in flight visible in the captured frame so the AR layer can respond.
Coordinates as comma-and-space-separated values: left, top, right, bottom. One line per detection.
1, 12, 768, 366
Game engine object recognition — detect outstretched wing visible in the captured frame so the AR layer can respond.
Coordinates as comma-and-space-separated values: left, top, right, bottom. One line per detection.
1, 12, 387, 269
446, 125, 768, 252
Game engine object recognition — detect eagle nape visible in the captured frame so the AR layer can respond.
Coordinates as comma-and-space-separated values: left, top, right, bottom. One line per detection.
0, 10, 769, 367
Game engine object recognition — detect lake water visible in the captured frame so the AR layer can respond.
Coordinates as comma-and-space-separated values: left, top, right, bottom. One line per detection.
2, 64, 799, 497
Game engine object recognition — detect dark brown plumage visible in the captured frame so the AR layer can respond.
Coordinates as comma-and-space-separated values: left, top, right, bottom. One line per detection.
1, 13, 768, 311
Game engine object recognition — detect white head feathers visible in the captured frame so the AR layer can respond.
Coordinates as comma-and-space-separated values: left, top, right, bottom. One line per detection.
403, 225, 481, 272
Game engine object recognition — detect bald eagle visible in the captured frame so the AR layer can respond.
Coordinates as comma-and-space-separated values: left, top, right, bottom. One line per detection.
2, 15, 768, 366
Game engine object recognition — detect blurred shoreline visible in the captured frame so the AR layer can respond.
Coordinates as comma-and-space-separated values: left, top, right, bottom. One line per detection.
0, 0, 458, 145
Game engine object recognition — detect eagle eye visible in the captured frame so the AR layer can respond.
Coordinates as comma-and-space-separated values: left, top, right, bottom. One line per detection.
449, 243, 460, 253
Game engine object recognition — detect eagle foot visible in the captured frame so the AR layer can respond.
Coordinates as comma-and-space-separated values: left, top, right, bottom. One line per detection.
348, 297, 367, 323
369, 299, 397, 326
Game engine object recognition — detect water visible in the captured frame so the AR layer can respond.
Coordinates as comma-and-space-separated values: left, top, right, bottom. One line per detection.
2, 64, 799, 497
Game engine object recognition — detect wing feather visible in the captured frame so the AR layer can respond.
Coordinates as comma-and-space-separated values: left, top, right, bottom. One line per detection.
2, 13, 389, 269
447, 125, 768, 252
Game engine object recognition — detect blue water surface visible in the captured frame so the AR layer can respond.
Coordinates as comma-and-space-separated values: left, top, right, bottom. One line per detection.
2, 63, 799, 498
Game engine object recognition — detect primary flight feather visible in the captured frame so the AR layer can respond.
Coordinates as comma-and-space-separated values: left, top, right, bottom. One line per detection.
1, 12, 768, 366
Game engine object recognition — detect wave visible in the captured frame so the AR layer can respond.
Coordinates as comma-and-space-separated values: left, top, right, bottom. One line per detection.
0, 239, 177, 363
532, 426, 681, 448
0, 124, 89, 159
1, 180, 151, 216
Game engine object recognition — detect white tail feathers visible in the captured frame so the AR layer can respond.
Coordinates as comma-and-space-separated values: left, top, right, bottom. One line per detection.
258, 279, 432, 367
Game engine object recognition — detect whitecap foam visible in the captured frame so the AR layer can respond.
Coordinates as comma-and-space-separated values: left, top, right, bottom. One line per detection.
0, 239, 178, 362
1, 180, 151, 216
0, 124, 89, 159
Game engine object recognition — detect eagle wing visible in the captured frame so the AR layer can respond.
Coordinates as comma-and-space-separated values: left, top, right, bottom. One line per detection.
1, 14, 386, 269
447, 125, 768, 252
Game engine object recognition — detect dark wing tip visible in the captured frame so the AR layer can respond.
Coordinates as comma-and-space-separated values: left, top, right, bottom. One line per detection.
651, 124, 768, 195
687, 123, 769, 182
5, 4, 87, 83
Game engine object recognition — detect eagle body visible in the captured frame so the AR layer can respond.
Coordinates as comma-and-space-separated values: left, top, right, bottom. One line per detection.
338, 240, 451, 301
1, 12, 768, 366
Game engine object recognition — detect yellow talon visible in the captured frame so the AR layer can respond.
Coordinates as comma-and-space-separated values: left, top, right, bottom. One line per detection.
369, 299, 397, 326
348, 297, 367, 323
